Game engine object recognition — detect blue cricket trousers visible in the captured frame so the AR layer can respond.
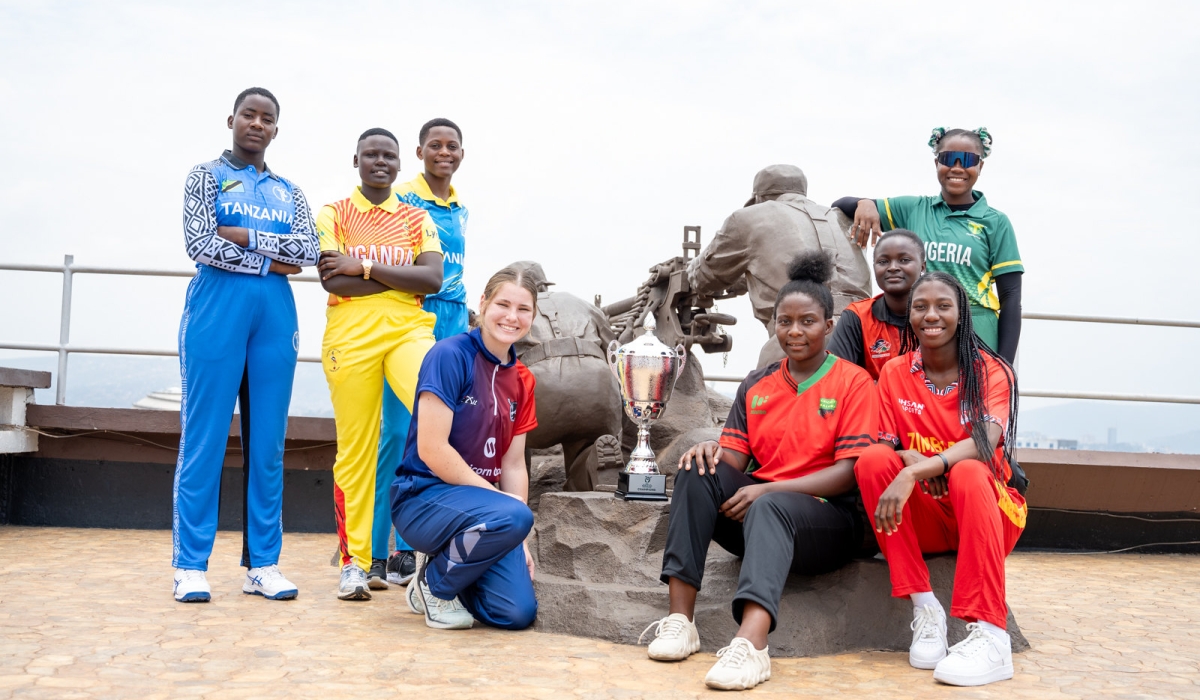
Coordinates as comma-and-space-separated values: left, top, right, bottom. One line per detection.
375, 298, 469, 557
173, 266, 298, 570
391, 473, 537, 630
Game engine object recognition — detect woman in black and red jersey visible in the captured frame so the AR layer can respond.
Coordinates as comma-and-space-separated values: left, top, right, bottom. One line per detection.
855, 272, 1024, 687
829, 229, 925, 380
639, 251, 879, 691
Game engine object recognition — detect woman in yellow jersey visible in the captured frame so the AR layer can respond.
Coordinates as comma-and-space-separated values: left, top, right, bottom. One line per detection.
317, 128, 443, 601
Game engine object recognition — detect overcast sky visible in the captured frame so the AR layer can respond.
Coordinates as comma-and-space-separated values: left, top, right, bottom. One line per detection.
1, 0, 1198, 410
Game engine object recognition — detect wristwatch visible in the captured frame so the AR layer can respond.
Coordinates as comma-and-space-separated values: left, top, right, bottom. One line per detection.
362, 259, 373, 280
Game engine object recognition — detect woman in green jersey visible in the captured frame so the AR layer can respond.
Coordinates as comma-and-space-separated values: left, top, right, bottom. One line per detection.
832, 128, 1023, 363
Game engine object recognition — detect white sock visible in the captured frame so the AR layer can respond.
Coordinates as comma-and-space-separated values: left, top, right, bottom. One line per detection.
910, 591, 942, 613
977, 620, 1009, 642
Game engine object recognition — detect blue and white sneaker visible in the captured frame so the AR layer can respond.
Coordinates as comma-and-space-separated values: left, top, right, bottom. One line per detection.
173, 568, 211, 603
243, 564, 299, 600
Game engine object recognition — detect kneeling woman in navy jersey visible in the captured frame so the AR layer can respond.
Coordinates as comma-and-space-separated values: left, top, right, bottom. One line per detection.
855, 272, 1025, 687
390, 266, 539, 631
643, 251, 879, 691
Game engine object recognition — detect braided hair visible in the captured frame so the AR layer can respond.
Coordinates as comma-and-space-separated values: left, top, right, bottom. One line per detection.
928, 127, 993, 159
900, 272, 1018, 477
774, 250, 835, 318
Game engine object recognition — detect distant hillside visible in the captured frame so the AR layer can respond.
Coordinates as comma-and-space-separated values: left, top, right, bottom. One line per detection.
1017, 400, 1200, 454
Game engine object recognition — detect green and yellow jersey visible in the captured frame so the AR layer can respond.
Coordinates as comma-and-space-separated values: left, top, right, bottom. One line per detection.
876, 192, 1023, 313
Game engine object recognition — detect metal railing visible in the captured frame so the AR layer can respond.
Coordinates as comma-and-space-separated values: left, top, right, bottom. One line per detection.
1, 256, 323, 404
1, 256, 1199, 406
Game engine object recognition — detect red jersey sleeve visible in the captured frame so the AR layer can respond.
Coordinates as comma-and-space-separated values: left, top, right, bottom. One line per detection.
833, 366, 879, 460
718, 377, 751, 457
982, 356, 1013, 435
875, 363, 902, 447
514, 363, 539, 435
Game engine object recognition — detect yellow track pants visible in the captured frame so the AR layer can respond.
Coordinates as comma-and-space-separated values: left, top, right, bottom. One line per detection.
322, 297, 435, 572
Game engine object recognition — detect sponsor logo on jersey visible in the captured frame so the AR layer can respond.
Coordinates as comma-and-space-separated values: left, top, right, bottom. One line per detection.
965, 220, 986, 238
818, 397, 837, 418
461, 394, 478, 406
905, 430, 957, 454
292, 331, 299, 352
898, 398, 924, 415
869, 338, 892, 358
750, 394, 770, 415
327, 348, 340, 372
218, 201, 294, 224
925, 241, 972, 266
272, 185, 293, 203
508, 399, 518, 421
220, 179, 245, 193
483, 437, 497, 458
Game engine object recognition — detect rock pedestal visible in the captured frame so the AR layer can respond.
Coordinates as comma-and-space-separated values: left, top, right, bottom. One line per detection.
533, 491, 1029, 657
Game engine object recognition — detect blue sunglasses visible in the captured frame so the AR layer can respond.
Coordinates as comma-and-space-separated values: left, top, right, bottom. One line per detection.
936, 151, 981, 168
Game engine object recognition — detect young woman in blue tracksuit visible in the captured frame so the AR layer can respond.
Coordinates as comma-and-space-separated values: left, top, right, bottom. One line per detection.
172, 87, 318, 603
392, 266, 540, 631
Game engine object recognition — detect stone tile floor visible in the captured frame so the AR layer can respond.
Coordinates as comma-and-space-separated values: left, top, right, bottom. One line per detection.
0, 526, 1197, 699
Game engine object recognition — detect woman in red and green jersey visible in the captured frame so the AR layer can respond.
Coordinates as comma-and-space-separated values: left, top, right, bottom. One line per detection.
829, 229, 925, 379
833, 128, 1023, 363
640, 251, 879, 691
855, 272, 1025, 687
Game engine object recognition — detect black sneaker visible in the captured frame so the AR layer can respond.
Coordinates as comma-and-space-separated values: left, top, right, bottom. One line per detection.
367, 558, 389, 590
386, 550, 416, 585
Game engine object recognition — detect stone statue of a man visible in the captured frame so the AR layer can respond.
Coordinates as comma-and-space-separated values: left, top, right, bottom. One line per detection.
686, 164, 872, 368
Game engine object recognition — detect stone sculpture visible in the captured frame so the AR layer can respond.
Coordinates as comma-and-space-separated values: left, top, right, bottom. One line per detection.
686, 164, 872, 368
510, 262, 624, 493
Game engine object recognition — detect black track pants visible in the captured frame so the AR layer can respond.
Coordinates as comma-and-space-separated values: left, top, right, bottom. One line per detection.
660, 461, 860, 631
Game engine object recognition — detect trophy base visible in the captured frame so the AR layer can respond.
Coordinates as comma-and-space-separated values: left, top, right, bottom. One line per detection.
616, 472, 668, 501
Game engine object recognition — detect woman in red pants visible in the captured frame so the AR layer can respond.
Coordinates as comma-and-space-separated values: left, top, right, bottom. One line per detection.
854, 271, 1024, 687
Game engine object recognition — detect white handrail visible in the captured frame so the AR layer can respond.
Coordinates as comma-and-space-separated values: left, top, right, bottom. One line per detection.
1, 256, 1197, 405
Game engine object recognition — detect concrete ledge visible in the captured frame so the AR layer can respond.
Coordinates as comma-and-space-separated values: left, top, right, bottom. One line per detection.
533, 492, 1028, 657
1019, 448, 1200, 514
0, 367, 51, 389
24, 405, 335, 471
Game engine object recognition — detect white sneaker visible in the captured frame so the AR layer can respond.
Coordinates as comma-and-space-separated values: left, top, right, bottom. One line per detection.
933, 623, 1014, 686
639, 613, 701, 661
909, 604, 948, 669
405, 552, 428, 615
337, 563, 371, 601
704, 637, 771, 690
243, 564, 298, 600
410, 552, 474, 630
173, 568, 210, 603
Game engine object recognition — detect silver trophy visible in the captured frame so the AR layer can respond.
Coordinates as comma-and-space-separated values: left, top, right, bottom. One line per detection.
607, 314, 687, 501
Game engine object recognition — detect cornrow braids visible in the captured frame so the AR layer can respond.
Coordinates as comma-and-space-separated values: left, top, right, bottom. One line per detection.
900, 272, 1018, 479
928, 127, 993, 159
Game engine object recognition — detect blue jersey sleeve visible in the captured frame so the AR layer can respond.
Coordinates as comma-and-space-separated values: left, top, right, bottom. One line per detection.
416, 339, 471, 411
182, 163, 269, 275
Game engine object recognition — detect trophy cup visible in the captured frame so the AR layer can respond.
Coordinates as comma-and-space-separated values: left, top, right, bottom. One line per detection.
607, 315, 687, 501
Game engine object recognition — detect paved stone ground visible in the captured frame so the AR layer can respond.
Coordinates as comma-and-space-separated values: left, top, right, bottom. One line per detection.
0, 526, 1197, 699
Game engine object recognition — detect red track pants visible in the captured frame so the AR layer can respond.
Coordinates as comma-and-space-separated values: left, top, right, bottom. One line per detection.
854, 444, 1025, 628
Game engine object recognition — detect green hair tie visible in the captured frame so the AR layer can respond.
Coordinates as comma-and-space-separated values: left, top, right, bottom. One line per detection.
928, 127, 946, 153
973, 127, 993, 158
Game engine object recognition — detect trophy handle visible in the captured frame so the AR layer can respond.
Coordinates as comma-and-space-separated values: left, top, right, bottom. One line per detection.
674, 344, 687, 373
607, 340, 621, 379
